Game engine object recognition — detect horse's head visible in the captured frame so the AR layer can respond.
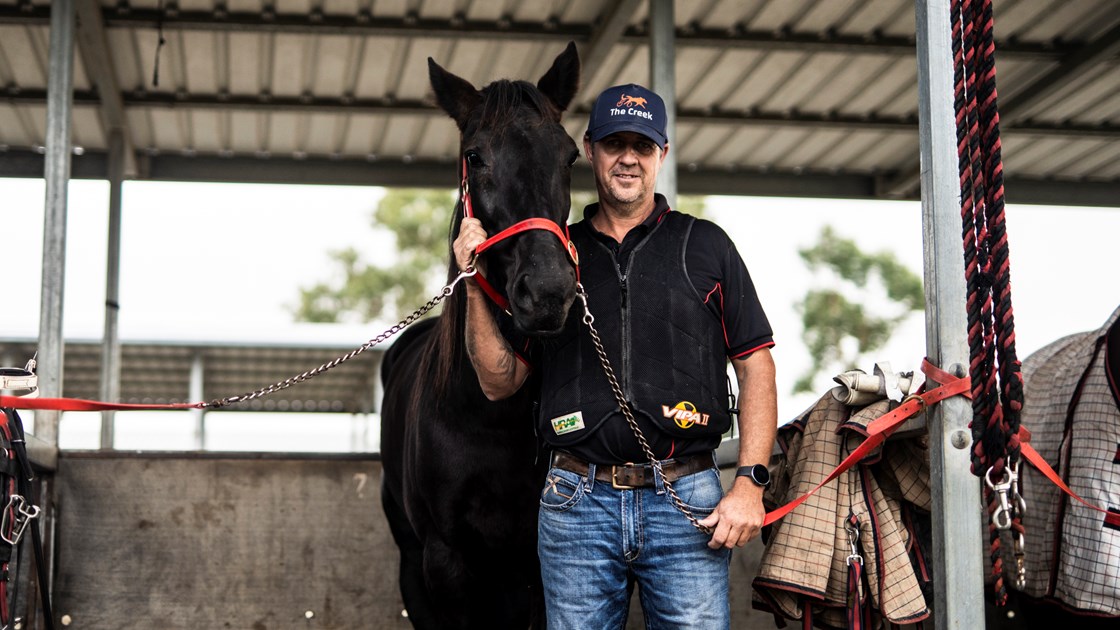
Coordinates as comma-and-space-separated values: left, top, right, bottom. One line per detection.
429, 43, 581, 336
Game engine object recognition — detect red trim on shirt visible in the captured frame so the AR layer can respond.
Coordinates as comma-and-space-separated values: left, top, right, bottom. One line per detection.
731, 341, 776, 360
704, 283, 733, 349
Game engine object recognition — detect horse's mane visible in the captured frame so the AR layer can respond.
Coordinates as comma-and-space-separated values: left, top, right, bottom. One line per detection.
472, 79, 563, 133
419, 78, 560, 401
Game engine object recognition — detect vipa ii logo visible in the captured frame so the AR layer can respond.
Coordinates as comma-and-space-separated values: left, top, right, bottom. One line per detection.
661, 401, 710, 430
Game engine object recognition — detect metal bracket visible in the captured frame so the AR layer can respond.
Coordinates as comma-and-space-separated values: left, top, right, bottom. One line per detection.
0, 495, 41, 546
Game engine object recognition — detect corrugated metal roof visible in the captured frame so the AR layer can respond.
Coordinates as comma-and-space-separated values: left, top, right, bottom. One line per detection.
1, 0, 1117, 204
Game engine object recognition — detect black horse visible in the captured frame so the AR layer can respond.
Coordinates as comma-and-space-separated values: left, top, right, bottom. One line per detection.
379, 43, 581, 629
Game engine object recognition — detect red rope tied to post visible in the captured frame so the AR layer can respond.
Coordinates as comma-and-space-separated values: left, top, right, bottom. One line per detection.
951, 0, 1025, 606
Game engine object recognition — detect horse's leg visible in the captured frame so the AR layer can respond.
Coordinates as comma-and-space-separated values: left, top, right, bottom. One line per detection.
527, 548, 546, 630
381, 479, 442, 630
423, 538, 538, 629
421, 538, 474, 630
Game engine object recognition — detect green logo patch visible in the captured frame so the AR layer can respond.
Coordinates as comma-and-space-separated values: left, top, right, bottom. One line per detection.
550, 411, 585, 436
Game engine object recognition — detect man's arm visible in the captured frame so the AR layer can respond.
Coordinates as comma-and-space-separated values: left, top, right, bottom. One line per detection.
698, 347, 777, 549
453, 217, 531, 400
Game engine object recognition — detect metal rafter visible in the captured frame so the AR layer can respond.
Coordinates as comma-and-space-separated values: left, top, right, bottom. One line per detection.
6, 87, 1118, 138
4, 147, 1117, 205
578, 0, 641, 85
999, 19, 1120, 121
0, 5, 1074, 60
74, 0, 137, 176
880, 17, 1120, 198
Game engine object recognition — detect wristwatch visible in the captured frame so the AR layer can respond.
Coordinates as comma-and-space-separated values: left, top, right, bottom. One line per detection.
735, 463, 771, 488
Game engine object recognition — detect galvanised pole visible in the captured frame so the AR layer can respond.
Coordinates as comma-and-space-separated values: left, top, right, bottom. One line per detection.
648, 0, 677, 208
38, 0, 76, 446
915, 1, 985, 628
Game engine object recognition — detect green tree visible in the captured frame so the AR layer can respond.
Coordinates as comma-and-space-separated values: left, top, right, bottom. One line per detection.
294, 189, 707, 323
794, 226, 924, 393
293, 188, 453, 323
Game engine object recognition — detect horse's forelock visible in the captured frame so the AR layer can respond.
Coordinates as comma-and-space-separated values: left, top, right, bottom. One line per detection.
474, 80, 561, 131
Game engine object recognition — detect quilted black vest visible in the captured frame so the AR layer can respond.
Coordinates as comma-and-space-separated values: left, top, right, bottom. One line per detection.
537, 212, 731, 447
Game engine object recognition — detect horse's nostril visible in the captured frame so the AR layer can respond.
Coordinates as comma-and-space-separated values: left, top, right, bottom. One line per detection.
513, 270, 574, 308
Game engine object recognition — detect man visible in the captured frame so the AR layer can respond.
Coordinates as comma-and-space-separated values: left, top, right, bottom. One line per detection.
453, 83, 777, 629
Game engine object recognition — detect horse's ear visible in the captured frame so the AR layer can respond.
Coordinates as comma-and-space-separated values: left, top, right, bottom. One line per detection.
429, 57, 481, 130
536, 41, 580, 114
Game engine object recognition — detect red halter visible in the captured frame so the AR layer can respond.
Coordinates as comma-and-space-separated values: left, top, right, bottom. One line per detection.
459, 157, 580, 312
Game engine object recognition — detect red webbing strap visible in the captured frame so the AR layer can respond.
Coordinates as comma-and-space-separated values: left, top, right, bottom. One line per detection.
459, 156, 474, 219
1019, 439, 1111, 517
847, 558, 865, 630
469, 218, 580, 313
763, 359, 971, 527
459, 153, 580, 311
846, 513, 866, 630
0, 396, 201, 411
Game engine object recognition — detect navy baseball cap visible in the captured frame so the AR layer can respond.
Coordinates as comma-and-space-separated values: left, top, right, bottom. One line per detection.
586, 84, 668, 148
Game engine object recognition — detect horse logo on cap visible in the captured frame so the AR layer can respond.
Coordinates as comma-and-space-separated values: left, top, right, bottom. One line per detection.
616, 94, 648, 109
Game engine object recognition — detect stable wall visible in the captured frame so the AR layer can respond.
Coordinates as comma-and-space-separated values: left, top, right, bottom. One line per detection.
51, 453, 774, 629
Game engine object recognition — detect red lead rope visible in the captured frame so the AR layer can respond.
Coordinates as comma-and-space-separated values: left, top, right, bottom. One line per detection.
952, 0, 1024, 605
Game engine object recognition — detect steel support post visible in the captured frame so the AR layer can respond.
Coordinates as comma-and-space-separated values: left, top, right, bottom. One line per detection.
648, 0, 677, 207
99, 130, 125, 449
190, 353, 205, 450
37, 0, 76, 445
914, 1, 985, 628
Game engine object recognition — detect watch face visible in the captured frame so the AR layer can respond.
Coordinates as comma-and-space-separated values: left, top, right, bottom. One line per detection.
752, 464, 771, 486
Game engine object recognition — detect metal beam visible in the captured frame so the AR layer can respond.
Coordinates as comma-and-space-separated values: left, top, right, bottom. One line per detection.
74, 0, 137, 177
38, 0, 76, 447
999, 19, 1120, 122
650, 0, 677, 206
11, 88, 1118, 138
878, 19, 1120, 199
0, 5, 1072, 60
579, 0, 641, 85
99, 129, 124, 450
914, 1, 984, 628
4, 148, 1119, 206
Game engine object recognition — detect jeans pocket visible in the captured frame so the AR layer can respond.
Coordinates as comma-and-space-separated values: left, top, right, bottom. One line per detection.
674, 468, 723, 516
539, 468, 585, 512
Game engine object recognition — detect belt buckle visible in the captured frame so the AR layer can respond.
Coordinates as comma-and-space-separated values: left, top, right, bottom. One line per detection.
611, 463, 641, 489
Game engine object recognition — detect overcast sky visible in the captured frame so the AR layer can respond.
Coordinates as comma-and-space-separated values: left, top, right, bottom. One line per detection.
5, 177, 1120, 449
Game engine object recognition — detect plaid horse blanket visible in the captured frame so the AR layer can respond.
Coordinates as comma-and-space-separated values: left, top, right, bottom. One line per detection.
753, 391, 932, 628
1013, 304, 1120, 616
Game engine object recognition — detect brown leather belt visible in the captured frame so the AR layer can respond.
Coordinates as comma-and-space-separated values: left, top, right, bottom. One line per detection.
551, 451, 716, 489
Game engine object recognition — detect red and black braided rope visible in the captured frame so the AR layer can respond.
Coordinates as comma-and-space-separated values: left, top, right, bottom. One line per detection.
952, 0, 1024, 606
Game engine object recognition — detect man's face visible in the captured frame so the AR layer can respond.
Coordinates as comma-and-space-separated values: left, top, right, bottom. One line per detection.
583, 131, 668, 211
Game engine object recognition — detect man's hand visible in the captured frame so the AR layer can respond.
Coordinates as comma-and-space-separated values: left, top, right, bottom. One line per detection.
698, 479, 766, 549
454, 217, 488, 273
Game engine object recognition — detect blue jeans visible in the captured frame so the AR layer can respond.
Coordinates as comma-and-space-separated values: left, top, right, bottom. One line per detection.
538, 457, 731, 630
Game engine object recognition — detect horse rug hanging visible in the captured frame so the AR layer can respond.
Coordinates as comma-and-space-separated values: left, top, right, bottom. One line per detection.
1011, 304, 1120, 616
753, 372, 932, 628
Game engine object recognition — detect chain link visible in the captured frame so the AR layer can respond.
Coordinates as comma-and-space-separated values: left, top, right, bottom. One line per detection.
203, 268, 477, 409
575, 283, 713, 535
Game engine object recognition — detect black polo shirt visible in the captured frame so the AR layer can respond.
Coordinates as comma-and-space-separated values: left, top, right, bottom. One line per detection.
526, 194, 774, 463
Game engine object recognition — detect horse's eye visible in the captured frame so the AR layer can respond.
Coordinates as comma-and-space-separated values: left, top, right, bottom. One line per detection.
566, 150, 580, 167
465, 151, 485, 168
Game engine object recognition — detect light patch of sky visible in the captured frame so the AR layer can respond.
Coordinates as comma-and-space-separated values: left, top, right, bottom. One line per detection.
4, 178, 1120, 449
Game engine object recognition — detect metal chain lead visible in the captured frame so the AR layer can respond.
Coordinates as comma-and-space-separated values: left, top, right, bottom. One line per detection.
575, 283, 713, 535
203, 268, 477, 409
